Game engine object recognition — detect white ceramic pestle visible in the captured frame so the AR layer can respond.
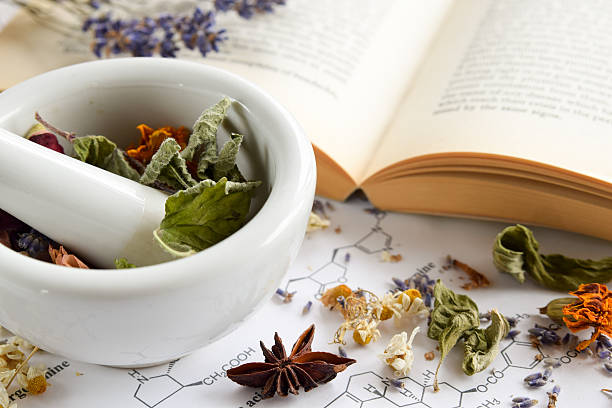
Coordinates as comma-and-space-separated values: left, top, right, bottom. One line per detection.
0, 127, 174, 268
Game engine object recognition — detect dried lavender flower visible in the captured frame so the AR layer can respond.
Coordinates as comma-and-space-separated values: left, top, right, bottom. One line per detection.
302, 301, 312, 315
523, 372, 542, 382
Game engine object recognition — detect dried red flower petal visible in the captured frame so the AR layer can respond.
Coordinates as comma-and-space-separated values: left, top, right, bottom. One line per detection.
226, 324, 355, 398
28, 132, 64, 154
0, 230, 10, 248
562, 283, 612, 350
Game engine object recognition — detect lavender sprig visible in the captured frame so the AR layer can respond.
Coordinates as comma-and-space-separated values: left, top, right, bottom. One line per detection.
10, 0, 286, 58
82, 8, 227, 58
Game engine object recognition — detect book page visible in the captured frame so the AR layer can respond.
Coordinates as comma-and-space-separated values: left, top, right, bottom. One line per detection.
365, 0, 612, 184
0, 0, 453, 184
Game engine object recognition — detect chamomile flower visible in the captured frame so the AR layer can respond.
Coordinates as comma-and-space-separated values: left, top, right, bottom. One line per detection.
0, 345, 23, 368
379, 327, 420, 376
0, 369, 14, 387
306, 212, 330, 232
353, 319, 381, 345
400, 295, 429, 319
17, 365, 47, 395
7, 337, 33, 352
0, 382, 16, 408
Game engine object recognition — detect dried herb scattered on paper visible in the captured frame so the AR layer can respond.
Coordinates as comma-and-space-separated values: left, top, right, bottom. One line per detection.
427, 280, 509, 391
226, 324, 355, 398
322, 285, 428, 346
447, 256, 490, 290
306, 212, 330, 232
493, 224, 612, 291
378, 327, 420, 377
541, 283, 612, 351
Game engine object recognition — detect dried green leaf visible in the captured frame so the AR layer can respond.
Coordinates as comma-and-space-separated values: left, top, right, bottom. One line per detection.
462, 310, 509, 375
493, 224, 612, 291
428, 280, 479, 390
181, 97, 231, 173
115, 257, 136, 269
140, 138, 197, 190
153, 177, 260, 257
211, 133, 243, 181
72, 135, 140, 181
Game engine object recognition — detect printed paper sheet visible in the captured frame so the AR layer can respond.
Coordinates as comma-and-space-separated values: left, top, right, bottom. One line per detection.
5, 197, 612, 407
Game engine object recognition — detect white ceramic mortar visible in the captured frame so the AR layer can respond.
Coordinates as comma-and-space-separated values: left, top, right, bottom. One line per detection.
0, 58, 316, 367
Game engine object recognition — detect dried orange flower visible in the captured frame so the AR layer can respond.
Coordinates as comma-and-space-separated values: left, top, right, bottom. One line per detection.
126, 124, 190, 165
320, 284, 352, 308
562, 283, 612, 351
49, 245, 89, 269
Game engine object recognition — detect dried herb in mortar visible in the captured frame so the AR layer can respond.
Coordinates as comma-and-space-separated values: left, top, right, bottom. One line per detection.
23, 97, 260, 265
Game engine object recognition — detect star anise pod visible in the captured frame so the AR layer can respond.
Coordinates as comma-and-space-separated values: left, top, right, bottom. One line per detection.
226, 324, 356, 398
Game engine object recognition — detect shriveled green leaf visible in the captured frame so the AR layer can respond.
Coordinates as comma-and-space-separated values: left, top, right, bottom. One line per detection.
181, 97, 231, 174
462, 310, 509, 375
211, 133, 243, 180
115, 257, 136, 269
140, 138, 197, 190
73, 135, 116, 167
428, 280, 479, 390
153, 177, 260, 257
493, 224, 612, 291
73, 135, 140, 181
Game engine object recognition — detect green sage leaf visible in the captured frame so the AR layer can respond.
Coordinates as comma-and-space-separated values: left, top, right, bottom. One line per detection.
153, 177, 260, 257
428, 280, 479, 390
462, 310, 509, 375
493, 224, 612, 291
181, 97, 231, 173
73, 135, 140, 181
211, 133, 244, 181
140, 138, 197, 190
115, 257, 136, 269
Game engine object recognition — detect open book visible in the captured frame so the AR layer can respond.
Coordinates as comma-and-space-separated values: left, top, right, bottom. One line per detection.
2, 0, 612, 240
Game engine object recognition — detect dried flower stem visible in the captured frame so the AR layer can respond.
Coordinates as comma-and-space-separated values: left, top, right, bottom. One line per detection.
35, 112, 76, 142
6, 346, 39, 389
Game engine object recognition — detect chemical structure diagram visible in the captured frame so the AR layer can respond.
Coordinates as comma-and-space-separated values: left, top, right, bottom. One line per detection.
128, 360, 204, 408
279, 207, 582, 408
284, 209, 391, 298
126, 207, 394, 408
323, 331, 546, 408
124, 206, 584, 408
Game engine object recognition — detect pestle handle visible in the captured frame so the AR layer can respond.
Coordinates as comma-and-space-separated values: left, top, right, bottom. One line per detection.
0, 128, 173, 268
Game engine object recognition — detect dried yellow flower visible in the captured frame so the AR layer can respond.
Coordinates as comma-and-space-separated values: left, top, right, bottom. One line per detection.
381, 250, 402, 263
18, 365, 47, 395
306, 212, 330, 232
353, 320, 380, 345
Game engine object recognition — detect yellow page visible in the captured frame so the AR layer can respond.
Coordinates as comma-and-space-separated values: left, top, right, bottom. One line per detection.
0, 0, 453, 184
366, 0, 612, 185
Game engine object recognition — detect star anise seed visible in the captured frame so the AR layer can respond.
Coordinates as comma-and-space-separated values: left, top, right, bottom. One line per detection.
226, 324, 356, 398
